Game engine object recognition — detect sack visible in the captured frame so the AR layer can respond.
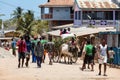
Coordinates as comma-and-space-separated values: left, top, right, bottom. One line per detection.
25, 52, 30, 58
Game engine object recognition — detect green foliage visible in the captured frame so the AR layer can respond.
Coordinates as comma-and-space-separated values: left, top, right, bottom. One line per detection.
11, 7, 49, 37
54, 38, 63, 49
0, 19, 11, 29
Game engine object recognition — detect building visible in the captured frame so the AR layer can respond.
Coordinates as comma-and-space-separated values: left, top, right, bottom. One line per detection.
39, 0, 74, 30
74, 0, 120, 27
111, 0, 120, 6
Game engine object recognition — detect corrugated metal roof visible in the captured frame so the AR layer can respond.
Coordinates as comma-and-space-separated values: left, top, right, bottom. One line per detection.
39, 0, 74, 7
77, 1, 119, 8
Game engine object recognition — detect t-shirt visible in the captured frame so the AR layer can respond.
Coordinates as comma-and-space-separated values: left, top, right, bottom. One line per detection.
17, 40, 26, 53
41, 40, 48, 44
11, 40, 16, 48
108, 50, 115, 58
85, 44, 93, 56
26, 41, 31, 52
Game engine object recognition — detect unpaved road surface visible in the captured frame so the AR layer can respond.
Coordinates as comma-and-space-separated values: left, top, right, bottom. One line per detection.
0, 51, 120, 80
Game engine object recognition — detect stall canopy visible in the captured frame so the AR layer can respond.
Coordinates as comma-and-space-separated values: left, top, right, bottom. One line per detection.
47, 27, 116, 37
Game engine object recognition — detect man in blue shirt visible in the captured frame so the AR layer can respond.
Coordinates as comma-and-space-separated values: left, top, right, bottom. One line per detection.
11, 38, 16, 56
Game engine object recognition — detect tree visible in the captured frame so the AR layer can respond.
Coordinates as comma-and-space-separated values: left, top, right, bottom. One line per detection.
11, 7, 34, 36
12, 7, 23, 19
11, 7, 24, 33
30, 20, 49, 37
11, 7, 49, 37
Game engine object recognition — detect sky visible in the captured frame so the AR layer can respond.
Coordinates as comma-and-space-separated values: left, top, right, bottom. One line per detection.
0, 0, 47, 20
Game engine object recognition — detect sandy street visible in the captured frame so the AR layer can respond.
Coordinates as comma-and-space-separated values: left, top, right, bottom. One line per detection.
0, 49, 120, 80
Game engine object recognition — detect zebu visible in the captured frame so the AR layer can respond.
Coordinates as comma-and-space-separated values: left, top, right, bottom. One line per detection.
53, 40, 79, 64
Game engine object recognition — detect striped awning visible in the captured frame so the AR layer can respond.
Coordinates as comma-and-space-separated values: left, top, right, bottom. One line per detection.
77, 1, 119, 9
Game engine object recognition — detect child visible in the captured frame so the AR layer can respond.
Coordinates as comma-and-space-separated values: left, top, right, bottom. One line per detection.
108, 47, 115, 68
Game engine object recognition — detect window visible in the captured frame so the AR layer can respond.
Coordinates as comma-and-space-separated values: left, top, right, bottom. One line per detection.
115, 11, 120, 20
70, 7, 74, 14
83, 11, 91, 20
82, 11, 113, 20
65, 9, 68, 12
75, 11, 77, 20
56, 9, 59, 12
104, 11, 113, 20
78, 11, 81, 20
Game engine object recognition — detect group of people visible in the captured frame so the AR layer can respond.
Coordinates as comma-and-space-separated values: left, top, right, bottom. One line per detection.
80, 37, 115, 76
11, 35, 55, 68
10, 33, 116, 76
60, 27, 71, 35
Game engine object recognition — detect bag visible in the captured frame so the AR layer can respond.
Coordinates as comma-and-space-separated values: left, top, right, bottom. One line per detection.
25, 52, 30, 58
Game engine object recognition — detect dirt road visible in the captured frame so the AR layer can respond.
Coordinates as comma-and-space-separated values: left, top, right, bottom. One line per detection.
0, 53, 120, 80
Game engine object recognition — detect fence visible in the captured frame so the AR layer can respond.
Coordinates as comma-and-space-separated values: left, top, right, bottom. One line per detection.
112, 47, 120, 65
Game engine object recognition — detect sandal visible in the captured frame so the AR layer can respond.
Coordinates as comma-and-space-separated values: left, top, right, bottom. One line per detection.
103, 74, 107, 76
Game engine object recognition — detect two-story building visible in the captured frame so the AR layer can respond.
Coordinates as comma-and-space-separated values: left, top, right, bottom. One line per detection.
74, 0, 120, 27
39, 0, 74, 30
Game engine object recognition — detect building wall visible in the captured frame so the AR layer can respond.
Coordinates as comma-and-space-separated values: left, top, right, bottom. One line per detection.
53, 7, 71, 20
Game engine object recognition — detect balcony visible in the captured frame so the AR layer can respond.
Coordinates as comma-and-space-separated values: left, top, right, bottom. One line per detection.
70, 14, 74, 19
41, 13, 74, 20
41, 14, 52, 19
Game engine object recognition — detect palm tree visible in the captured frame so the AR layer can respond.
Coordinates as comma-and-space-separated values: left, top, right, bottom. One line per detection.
12, 7, 23, 19
11, 7, 49, 37
11, 8, 34, 36
11, 7, 23, 32
21, 10, 34, 36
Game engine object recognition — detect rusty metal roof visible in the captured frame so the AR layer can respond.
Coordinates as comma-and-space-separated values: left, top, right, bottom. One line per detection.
39, 0, 74, 7
77, 0, 119, 9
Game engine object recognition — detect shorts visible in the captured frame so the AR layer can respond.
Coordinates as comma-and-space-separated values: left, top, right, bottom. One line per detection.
98, 55, 107, 64
109, 58, 114, 64
84, 55, 94, 64
18, 52, 25, 59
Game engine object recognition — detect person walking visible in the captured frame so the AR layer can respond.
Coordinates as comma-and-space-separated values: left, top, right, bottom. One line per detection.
98, 39, 109, 76
80, 37, 87, 69
35, 41, 44, 68
81, 39, 95, 71
31, 37, 38, 63
31, 42, 36, 63
47, 38, 54, 65
17, 36, 26, 68
11, 38, 16, 56
108, 47, 115, 68
25, 36, 32, 67
40, 36, 48, 63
